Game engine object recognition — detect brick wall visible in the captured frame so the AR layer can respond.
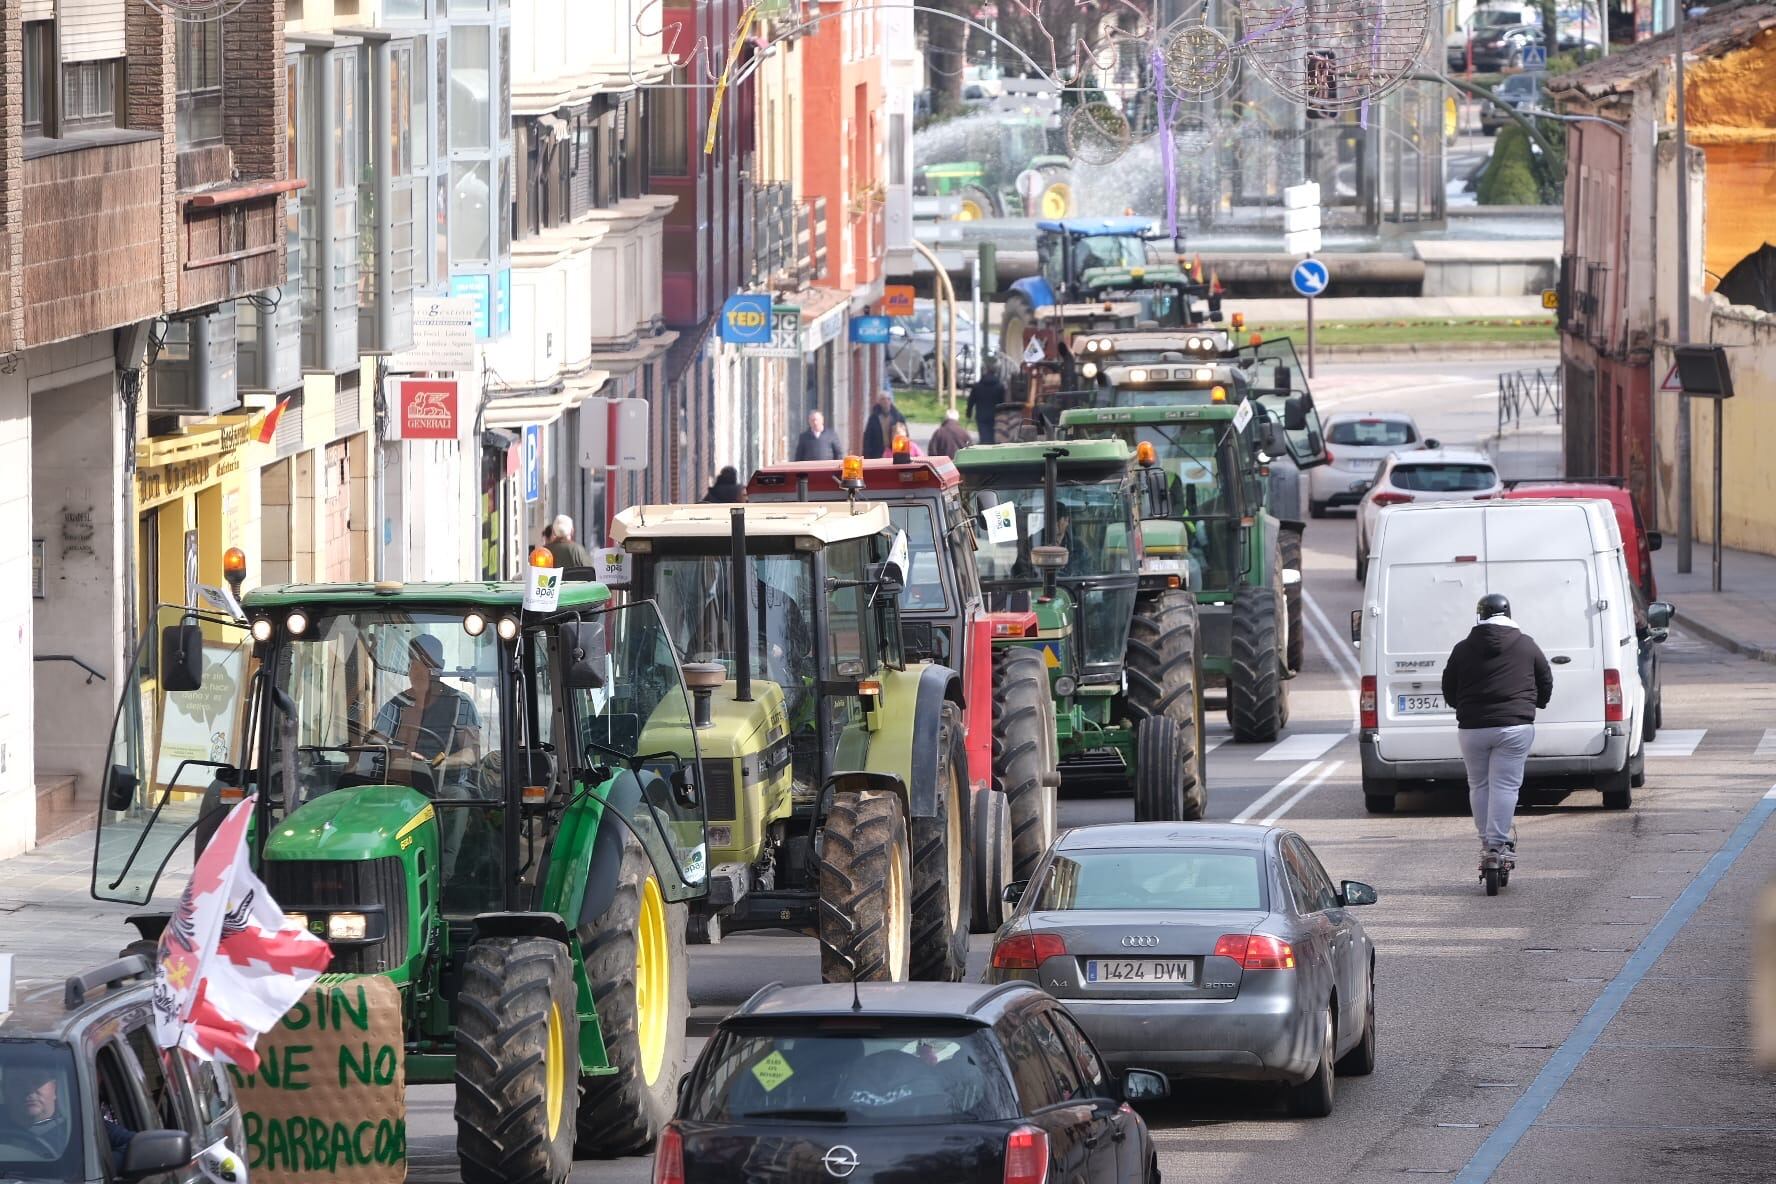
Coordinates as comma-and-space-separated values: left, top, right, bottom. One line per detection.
0, 0, 22, 353
22, 140, 163, 346
221, 0, 286, 183
125, 0, 177, 312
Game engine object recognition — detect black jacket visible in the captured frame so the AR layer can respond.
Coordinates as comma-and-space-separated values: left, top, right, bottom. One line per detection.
965, 374, 1005, 421
1441, 623, 1554, 730
794, 428, 842, 461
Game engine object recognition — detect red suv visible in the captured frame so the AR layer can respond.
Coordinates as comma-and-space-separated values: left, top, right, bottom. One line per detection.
1502, 478, 1660, 599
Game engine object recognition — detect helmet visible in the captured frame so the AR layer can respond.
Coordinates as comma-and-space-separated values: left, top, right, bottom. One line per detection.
1477, 593, 1511, 620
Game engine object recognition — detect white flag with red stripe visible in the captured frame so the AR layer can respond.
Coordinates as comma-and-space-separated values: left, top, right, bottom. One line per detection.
153, 796, 332, 1069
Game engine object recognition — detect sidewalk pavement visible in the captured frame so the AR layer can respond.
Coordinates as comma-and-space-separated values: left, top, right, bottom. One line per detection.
1232, 294, 1551, 322
1654, 539, 1776, 665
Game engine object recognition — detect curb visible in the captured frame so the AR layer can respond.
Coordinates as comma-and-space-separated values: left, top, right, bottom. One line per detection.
1674, 620, 1776, 666
1306, 342, 1559, 363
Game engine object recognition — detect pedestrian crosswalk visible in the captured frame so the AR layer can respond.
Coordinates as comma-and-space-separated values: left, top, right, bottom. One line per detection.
1641, 729, 1707, 758
1197, 726, 1774, 765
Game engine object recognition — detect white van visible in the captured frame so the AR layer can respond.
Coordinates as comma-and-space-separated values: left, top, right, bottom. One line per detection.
1353, 499, 1648, 814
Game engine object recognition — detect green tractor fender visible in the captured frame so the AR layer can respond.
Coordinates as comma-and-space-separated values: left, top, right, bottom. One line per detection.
1246, 512, 1283, 585
833, 664, 961, 822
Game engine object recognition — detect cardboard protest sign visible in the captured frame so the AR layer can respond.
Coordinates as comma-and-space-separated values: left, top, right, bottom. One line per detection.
227, 976, 407, 1184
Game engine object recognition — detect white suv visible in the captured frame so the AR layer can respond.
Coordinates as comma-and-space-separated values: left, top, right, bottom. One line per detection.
1308, 412, 1434, 518
1355, 448, 1501, 581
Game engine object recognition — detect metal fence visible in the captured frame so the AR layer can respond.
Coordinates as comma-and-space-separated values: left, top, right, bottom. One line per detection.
1498, 367, 1563, 433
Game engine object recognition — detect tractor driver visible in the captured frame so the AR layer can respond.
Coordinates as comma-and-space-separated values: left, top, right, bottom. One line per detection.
373, 635, 483, 779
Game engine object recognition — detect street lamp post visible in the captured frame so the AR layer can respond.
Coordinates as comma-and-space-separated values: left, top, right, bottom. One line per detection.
1674, 0, 1694, 573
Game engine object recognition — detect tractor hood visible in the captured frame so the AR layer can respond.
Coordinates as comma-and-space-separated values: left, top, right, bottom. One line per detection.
265, 784, 437, 863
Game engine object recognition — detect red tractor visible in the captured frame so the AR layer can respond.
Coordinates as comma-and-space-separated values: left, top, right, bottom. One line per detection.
748, 456, 1062, 929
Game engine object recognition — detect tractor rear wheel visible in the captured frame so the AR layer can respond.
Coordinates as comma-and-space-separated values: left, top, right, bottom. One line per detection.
818, 790, 913, 982
575, 831, 688, 1158
970, 787, 1013, 932
1133, 717, 1188, 822
1280, 527, 1305, 676
455, 937, 578, 1184
956, 185, 998, 221
912, 702, 972, 981
995, 647, 1058, 882
1229, 580, 1286, 743
1126, 589, 1205, 819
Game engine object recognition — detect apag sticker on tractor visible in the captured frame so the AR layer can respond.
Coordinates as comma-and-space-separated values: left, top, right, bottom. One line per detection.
524, 565, 561, 612
984, 503, 1018, 545
593, 547, 631, 587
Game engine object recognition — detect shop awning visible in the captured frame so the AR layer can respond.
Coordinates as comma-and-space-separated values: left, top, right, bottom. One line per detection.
482, 389, 575, 430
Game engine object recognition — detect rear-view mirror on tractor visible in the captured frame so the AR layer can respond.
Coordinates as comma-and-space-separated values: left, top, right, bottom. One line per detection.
1284, 396, 1309, 432
159, 622, 205, 692
104, 764, 138, 812
560, 620, 608, 689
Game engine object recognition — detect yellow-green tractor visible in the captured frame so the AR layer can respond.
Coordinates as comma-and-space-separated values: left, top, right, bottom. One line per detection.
610, 500, 973, 983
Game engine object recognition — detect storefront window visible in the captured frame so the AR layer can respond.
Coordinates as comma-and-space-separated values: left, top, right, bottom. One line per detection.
450, 25, 490, 152
451, 160, 491, 262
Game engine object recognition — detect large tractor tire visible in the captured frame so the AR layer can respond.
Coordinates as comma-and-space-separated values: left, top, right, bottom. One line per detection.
911, 702, 972, 981
996, 647, 1058, 882
1035, 166, 1074, 218
574, 831, 689, 1158
1229, 581, 1287, 743
970, 787, 1013, 933
1280, 527, 1305, 677
1126, 589, 1206, 819
1133, 717, 1188, 822
818, 789, 913, 983
455, 937, 579, 1184
956, 185, 998, 221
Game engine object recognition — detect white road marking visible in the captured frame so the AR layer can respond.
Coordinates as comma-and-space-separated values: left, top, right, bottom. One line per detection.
1256, 732, 1344, 762
1204, 737, 1227, 754
1231, 761, 1323, 823
1256, 761, 1345, 825
1642, 729, 1706, 758
1303, 588, 1361, 689
1754, 729, 1776, 759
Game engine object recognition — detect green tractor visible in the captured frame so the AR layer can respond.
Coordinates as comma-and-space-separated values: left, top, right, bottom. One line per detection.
609, 500, 973, 985
93, 561, 713, 1182
952, 439, 1206, 821
914, 87, 1073, 221
1058, 345, 1329, 742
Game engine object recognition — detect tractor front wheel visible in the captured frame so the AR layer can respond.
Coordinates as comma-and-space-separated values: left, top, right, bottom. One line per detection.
818, 790, 913, 982
1133, 717, 1188, 822
1126, 589, 1206, 818
911, 702, 972, 981
575, 831, 688, 1158
1229, 581, 1287, 743
995, 647, 1058, 882
455, 937, 579, 1184
1280, 527, 1305, 676
970, 788, 1013, 932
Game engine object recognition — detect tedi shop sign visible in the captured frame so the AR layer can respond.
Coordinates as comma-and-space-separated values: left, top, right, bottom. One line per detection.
387, 378, 459, 441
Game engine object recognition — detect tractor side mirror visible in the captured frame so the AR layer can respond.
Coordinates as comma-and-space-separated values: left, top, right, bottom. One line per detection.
105, 764, 139, 813
1263, 423, 1290, 458
1140, 466, 1173, 519
560, 621, 607, 689
1271, 363, 1292, 394
1283, 396, 1309, 432
160, 622, 205, 693
1646, 530, 1663, 552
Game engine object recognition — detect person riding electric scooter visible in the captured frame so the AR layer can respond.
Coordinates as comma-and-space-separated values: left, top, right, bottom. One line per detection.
1440, 592, 1553, 894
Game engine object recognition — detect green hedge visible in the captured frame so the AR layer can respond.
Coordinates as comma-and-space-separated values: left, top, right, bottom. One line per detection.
1478, 126, 1543, 205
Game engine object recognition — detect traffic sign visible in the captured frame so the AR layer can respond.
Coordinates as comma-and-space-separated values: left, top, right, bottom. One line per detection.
1282, 182, 1321, 209
1290, 258, 1330, 297
523, 424, 542, 504
1282, 205, 1321, 234
1522, 44, 1548, 67
1541, 288, 1560, 310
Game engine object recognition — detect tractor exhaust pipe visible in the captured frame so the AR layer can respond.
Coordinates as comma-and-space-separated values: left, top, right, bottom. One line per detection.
729, 507, 753, 703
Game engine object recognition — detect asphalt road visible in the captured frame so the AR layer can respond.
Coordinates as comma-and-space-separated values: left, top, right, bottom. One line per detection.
7, 358, 1773, 1183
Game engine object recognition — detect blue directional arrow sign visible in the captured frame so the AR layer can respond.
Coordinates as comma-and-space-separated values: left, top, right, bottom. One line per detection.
1291, 258, 1330, 298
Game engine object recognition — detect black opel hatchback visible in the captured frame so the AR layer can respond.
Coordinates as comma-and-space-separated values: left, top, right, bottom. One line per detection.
657, 981, 1167, 1184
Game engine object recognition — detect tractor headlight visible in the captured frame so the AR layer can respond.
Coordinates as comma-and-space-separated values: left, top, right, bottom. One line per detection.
327, 912, 368, 941
463, 611, 487, 637
1054, 676, 1078, 698
285, 611, 308, 636
285, 912, 309, 932
496, 616, 520, 641
251, 618, 274, 643
1081, 362, 1099, 378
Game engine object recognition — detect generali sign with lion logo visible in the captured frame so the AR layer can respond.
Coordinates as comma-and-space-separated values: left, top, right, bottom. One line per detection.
386, 378, 459, 441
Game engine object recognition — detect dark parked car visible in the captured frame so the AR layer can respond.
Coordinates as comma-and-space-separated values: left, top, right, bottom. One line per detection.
660, 981, 1167, 1183
1481, 71, 1545, 135
986, 823, 1378, 1117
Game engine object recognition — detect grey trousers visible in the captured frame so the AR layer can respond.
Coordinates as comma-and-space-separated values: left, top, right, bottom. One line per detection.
1458, 724, 1534, 848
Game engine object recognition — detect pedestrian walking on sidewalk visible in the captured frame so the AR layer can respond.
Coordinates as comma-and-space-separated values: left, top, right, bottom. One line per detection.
966, 366, 1004, 445
926, 408, 972, 458
544, 514, 593, 569
794, 409, 842, 461
1441, 593, 1552, 875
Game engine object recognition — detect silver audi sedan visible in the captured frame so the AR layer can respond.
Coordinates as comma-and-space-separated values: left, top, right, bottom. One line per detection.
984, 822, 1379, 1116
